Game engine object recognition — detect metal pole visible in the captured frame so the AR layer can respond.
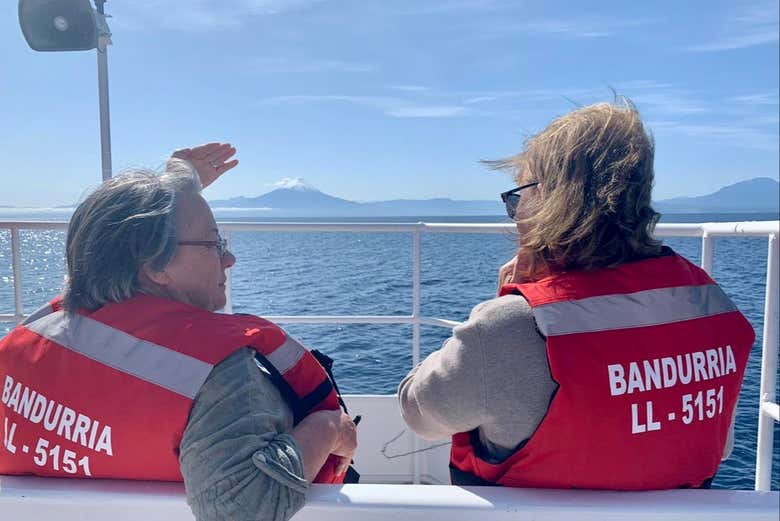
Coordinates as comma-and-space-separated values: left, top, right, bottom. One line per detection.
700, 231, 714, 275
95, 0, 112, 180
755, 233, 779, 491
412, 228, 421, 368
10, 228, 24, 323
223, 230, 233, 314
411, 227, 422, 484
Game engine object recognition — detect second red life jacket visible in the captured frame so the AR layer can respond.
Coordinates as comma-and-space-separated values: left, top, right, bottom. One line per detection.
450, 254, 754, 490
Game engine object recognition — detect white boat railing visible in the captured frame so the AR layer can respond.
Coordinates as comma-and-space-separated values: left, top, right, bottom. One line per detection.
1, 219, 778, 491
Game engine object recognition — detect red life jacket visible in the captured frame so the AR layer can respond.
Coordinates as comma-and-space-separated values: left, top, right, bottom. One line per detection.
450, 254, 755, 490
0, 294, 347, 483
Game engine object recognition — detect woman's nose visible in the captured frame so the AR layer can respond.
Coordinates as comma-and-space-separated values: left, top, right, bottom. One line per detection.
222, 250, 236, 268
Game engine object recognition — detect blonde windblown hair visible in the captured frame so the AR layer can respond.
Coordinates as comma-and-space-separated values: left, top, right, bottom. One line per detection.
493, 99, 663, 280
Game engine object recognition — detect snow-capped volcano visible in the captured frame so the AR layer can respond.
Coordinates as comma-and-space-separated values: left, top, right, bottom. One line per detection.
269, 177, 315, 191
211, 179, 361, 214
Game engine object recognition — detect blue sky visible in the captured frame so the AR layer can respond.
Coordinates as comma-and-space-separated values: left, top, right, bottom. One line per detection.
1, 0, 778, 207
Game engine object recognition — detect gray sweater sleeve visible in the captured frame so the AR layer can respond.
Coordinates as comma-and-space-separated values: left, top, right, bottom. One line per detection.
399, 295, 558, 459
180, 347, 308, 521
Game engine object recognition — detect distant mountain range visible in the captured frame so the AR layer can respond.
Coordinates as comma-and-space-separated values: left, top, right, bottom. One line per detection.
1, 177, 777, 216
653, 177, 779, 213
209, 178, 503, 216
208, 177, 779, 216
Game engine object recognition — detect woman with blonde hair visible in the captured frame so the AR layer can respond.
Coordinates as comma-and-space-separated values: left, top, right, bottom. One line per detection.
398, 100, 755, 490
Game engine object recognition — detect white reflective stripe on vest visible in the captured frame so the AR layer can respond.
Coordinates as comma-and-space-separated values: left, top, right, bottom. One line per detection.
24, 310, 213, 399
265, 335, 307, 375
533, 284, 738, 337
21, 302, 54, 326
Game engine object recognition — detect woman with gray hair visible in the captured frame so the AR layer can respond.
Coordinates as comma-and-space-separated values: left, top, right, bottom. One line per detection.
0, 143, 357, 521
398, 100, 755, 490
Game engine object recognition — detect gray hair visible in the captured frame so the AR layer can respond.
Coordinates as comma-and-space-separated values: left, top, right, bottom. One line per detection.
63, 159, 200, 312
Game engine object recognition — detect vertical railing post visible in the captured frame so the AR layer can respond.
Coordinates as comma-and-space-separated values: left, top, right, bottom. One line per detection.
755, 233, 778, 491
411, 225, 422, 484
701, 230, 714, 275
10, 228, 23, 322
223, 230, 233, 314
412, 227, 421, 367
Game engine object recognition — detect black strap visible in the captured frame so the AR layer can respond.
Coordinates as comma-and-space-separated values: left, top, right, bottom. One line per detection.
678, 476, 714, 489
297, 379, 336, 417
254, 352, 309, 425
344, 466, 361, 483
254, 348, 361, 481
449, 463, 498, 486
254, 348, 350, 424
311, 349, 349, 413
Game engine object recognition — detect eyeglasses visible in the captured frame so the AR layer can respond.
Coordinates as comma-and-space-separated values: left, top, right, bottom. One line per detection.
177, 234, 229, 258
500, 182, 539, 219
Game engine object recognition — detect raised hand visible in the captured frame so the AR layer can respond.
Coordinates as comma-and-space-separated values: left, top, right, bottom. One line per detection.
171, 142, 238, 189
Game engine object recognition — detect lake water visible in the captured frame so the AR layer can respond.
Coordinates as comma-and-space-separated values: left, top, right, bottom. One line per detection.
0, 211, 778, 490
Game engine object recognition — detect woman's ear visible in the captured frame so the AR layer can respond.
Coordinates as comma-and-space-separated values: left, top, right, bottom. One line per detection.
139, 263, 172, 288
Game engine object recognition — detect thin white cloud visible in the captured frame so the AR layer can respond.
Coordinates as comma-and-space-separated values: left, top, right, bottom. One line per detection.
573, 81, 710, 116
650, 120, 779, 151
728, 91, 780, 106
240, 0, 327, 15
112, 0, 327, 31
261, 95, 399, 107
260, 80, 774, 127
451, 87, 598, 103
389, 85, 431, 92
391, 0, 517, 16
750, 114, 780, 125
686, 1, 778, 52
249, 58, 374, 73
614, 80, 675, 91
620, 80, 780, 151
521, 20, 608, 38
260, 95, 468, 118
687, 31, 779, 52
450, 82, 706, 116
735, 2, 779, 25
479, 16, 656, 40
630, 92, 708, 115
464, 96, 498, 104
386, 106, 467, 118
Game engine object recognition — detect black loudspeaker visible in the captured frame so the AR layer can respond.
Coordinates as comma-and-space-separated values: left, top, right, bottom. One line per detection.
19, 0, 97, 52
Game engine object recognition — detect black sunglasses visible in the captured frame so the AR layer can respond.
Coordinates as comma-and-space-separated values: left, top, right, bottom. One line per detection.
500, 182, 539, 219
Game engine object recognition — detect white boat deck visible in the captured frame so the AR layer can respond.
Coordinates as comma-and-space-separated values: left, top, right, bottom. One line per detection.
1, 220, 779, 519
1, 392, 778, 520
2, 476, 778, 520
